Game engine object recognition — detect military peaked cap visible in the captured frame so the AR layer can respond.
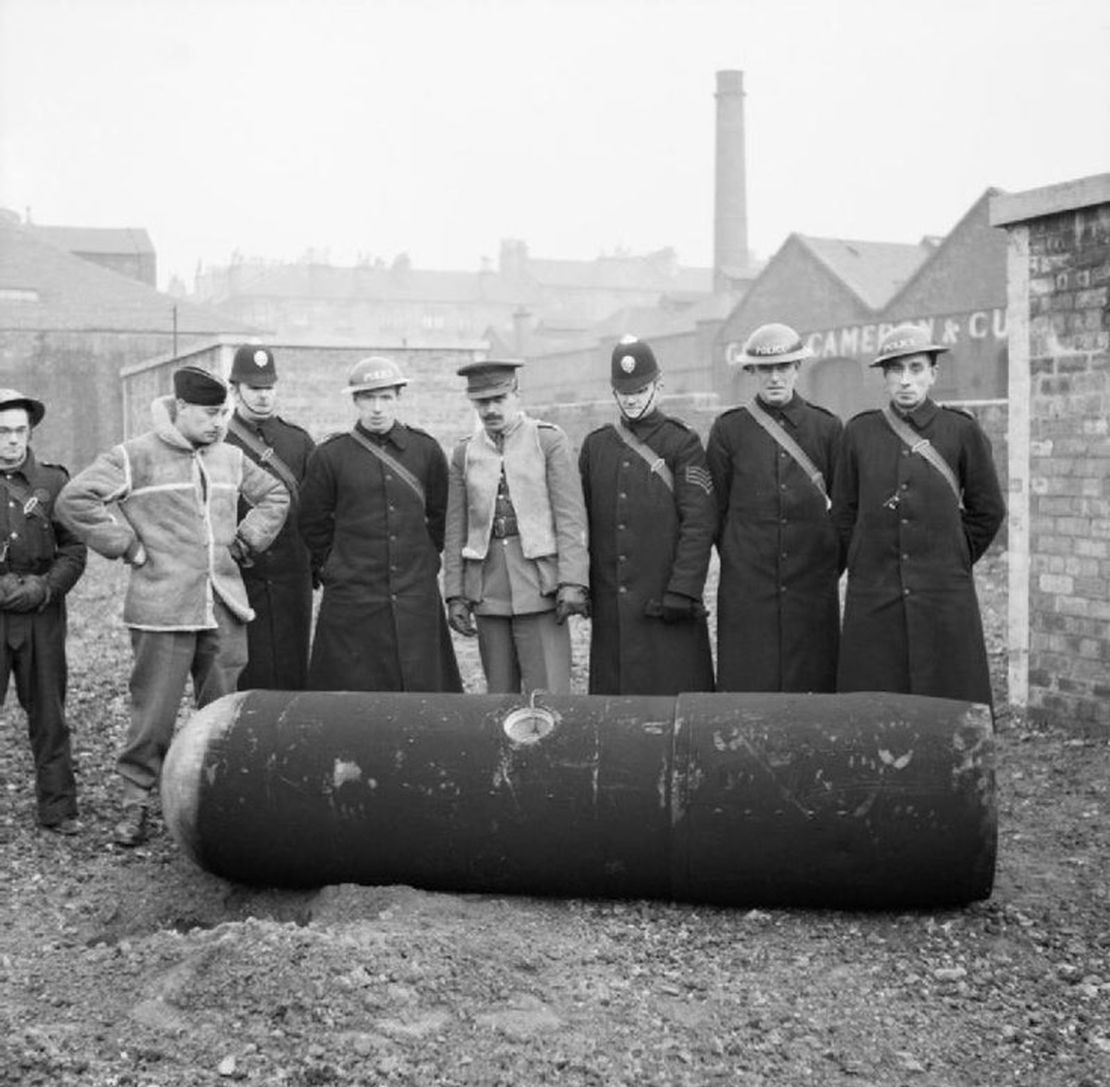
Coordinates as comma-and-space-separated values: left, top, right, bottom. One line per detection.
457, 359, 523, 400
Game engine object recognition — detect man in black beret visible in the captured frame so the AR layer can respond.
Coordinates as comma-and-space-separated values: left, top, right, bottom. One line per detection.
58, 365, 289, 846
0, 389, 87, 834
225, 345, 315, 690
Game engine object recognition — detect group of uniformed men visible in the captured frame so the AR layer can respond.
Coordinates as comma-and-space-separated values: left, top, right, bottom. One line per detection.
4, 322, 1004, 846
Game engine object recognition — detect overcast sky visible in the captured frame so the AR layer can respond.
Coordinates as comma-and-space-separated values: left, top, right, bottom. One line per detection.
2, 0, 1108, 289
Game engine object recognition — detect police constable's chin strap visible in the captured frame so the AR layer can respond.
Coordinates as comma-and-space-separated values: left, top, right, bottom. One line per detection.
614, 381, 661, 422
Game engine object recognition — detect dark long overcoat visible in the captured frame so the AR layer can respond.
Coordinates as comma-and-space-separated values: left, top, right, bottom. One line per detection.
706, 395, 843, 692
830, 399, 1005, 705
578, 411, 715, 695
225, 412, 315, 690
299, 422, 461, 693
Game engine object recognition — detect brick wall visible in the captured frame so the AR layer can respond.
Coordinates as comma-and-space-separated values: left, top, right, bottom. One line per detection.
993, 177, 1110, 735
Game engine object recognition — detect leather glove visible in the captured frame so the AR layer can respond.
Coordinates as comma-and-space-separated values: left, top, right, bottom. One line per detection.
5, 574, 50, 613
555, 584, 590, 625
447, 597, 477, 638
229, 537, 254, 568
659, 591, 701, 623
0, 573, 22, 608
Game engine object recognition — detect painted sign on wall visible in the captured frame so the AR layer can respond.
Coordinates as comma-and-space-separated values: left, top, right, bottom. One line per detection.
803, 309, 1009, 360
724, 308, 1008, 366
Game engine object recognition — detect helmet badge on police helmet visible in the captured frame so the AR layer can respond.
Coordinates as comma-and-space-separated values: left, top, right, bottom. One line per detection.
618, 333, 641, 376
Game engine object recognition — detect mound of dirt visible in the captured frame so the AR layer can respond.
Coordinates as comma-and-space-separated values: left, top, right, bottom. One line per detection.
2, 553, 1107, 1086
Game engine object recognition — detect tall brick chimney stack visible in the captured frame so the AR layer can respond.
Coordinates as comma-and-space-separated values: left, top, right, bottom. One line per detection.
713, 69, 749, 293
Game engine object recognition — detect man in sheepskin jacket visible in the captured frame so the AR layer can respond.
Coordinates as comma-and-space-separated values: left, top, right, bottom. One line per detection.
57, 366, 289, 846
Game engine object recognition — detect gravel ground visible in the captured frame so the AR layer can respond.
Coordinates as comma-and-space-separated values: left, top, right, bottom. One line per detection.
2, 552, 1108, 1087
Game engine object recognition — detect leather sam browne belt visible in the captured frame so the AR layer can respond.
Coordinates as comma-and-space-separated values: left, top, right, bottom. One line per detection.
491, 513, 519, 539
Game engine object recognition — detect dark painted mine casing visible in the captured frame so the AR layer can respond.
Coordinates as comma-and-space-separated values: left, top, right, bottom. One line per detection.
161, 690, 996, 908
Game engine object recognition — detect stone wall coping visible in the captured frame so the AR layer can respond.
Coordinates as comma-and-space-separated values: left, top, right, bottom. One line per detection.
535, 391, 723, 412
941, 398, 1009, 408
119, 336, 233, 378
990, 173, 1110, 227
121, 338, 487, 379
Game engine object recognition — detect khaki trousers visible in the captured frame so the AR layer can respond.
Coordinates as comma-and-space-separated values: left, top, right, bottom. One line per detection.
475, 611, 571, 695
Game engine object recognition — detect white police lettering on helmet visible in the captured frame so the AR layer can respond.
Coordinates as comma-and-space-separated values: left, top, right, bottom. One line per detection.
750, 340, 795, 356
882, 337, 917, 353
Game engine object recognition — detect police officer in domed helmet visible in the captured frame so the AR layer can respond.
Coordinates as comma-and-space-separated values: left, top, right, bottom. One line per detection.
299, 356, 461, 693
224, 345, 316, 691
831, 323, 1005, 706
707, 322, 843, 692
578, 336, 715, 695
0, 390, 87, 835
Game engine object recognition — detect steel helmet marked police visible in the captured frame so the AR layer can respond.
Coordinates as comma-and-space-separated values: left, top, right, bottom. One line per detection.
0, 388, 45, 427
737, 323, 812, 367
611, 335, 660, 393
344, 356, 409, 394
871, 324, 949, 368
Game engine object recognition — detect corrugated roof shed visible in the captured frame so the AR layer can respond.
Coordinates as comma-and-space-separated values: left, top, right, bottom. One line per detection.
30, 224, 155, 257
796, 236, 932, 310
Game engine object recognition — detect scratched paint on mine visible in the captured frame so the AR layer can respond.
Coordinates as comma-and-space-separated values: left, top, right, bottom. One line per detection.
878, 749, 915, 770
332, 759, 362, 789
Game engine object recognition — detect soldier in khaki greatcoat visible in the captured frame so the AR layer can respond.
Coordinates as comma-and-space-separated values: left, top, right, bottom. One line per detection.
443, 361, 589, 695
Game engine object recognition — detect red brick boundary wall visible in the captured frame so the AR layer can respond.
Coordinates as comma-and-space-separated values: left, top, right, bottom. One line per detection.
992, 175, 1110, 735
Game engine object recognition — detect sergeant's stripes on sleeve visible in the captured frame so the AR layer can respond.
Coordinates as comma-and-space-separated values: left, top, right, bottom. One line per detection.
685, 465, 713, 495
